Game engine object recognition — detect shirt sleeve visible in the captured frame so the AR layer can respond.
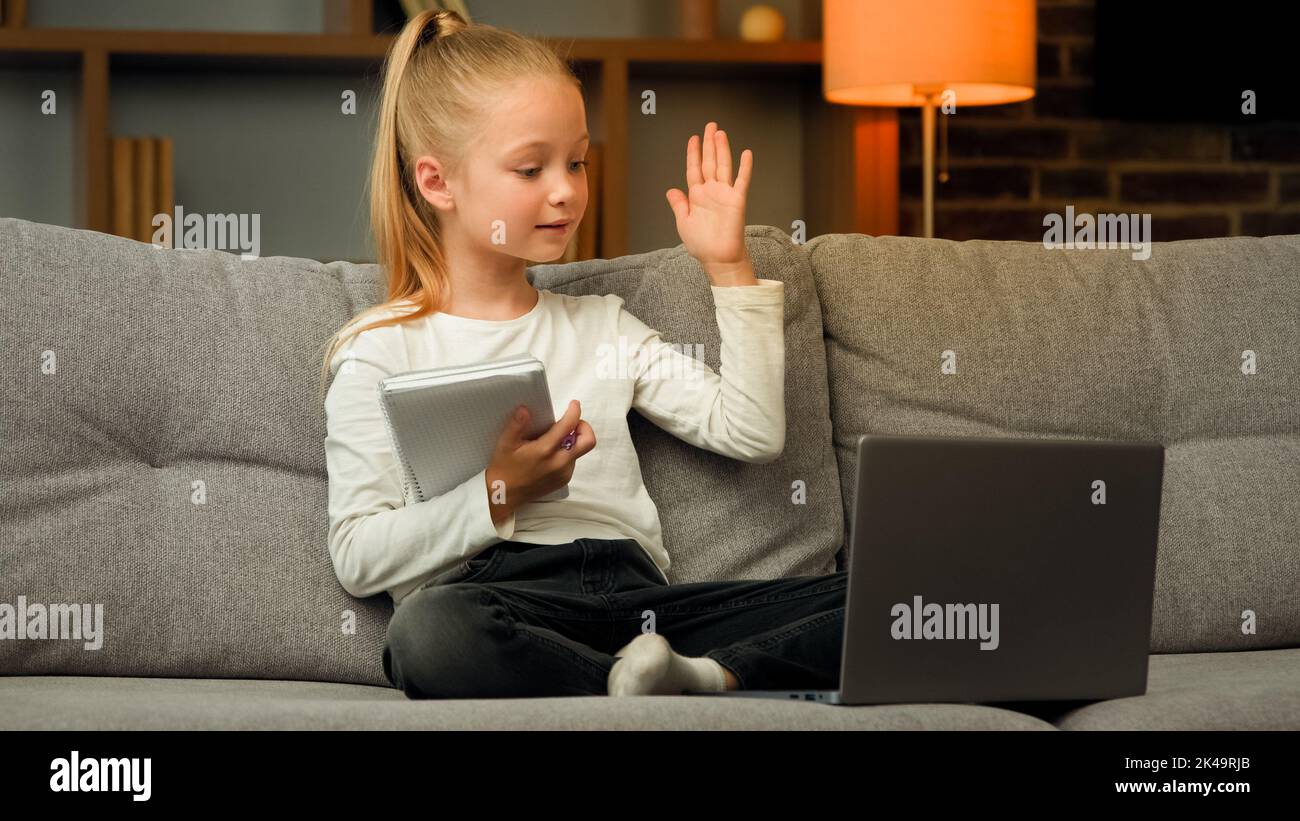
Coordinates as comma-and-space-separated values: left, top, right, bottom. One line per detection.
614, 277, 786, 464
323, 327, 515, 599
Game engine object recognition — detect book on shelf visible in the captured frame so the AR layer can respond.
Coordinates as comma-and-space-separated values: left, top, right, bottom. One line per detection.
111, 138, 132, 239
2, 0, 30, 28
110, 137, 175, 245
133, 138, 155, 244
156, 138, 175, 242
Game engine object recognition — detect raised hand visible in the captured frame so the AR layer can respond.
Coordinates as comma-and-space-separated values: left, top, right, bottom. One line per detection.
665, 121, 754, 282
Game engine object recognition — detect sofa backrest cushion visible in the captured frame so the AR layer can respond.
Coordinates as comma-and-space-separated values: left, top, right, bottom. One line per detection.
0, 218, 839, 687
529, 224, 842, 582
0, 218, 393, 686
805, 231, 1300, 654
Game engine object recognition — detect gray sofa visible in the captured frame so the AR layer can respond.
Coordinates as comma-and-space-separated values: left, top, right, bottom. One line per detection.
1, 217, 1296, 730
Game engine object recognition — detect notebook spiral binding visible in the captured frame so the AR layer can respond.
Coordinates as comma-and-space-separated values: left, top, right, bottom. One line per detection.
376, 381, 422, 504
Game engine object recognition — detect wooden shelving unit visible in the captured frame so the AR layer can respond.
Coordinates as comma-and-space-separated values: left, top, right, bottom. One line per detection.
0, 0, 898, 257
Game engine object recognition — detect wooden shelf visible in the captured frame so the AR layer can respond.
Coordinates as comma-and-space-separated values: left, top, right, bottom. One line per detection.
0, 31, 386, 74
0, 15, 897, 256
0, 29, 820, 68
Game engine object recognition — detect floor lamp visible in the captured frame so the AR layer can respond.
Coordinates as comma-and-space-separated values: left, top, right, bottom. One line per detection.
823, 0, 1037, 238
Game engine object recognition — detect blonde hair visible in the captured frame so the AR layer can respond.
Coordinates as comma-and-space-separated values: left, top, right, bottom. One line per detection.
317, 9, 581, 399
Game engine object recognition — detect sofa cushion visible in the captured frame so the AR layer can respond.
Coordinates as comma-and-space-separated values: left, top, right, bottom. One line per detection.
528, 224, 842, 581
806, 232, 1300, 654
0, 217, 393, 687
0, 675, 1057, 730
1051, 648, 1300, 730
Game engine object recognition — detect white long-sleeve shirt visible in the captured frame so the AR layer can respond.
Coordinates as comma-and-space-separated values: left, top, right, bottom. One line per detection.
323, 278, 785, 608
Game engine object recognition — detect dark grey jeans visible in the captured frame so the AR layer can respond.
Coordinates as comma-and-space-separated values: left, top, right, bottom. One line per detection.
383, 537, 846, 698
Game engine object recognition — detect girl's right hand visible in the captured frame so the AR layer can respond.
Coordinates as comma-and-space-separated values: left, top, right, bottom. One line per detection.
484, 400, 595, 519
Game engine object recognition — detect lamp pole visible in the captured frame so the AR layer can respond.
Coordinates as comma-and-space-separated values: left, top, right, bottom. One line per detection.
919, 85, 942, 239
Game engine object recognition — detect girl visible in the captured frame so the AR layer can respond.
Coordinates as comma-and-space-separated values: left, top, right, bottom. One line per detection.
321, 10, 846, 699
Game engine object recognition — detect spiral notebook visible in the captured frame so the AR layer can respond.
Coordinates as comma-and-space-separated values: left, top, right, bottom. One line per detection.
376, 353, 569, 505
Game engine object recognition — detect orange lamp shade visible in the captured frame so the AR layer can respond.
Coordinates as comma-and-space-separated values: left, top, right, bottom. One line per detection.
824, 0, 1036, 106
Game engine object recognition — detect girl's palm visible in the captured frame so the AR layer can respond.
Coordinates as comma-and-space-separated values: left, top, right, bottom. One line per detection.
665, 122, 753, 267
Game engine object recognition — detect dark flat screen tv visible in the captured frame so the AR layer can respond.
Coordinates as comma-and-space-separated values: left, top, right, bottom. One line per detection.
1094, 0, 1296, 123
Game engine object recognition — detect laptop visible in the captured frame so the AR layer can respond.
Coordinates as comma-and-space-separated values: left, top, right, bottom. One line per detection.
686, 432, 1165, 705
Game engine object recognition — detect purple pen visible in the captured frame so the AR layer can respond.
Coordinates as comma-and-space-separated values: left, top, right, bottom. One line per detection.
561, 429, 578, 450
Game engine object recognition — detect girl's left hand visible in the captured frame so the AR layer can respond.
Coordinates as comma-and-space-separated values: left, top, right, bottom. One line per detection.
665, 122, 753, 276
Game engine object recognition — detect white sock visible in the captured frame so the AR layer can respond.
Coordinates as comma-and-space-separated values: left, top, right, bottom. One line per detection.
607, 633, 729, 696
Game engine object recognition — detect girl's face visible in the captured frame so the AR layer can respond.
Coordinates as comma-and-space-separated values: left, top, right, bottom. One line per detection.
441, 76, 589, 263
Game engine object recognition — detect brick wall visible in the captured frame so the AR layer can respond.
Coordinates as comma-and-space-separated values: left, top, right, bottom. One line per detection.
897, 0, 1300, 241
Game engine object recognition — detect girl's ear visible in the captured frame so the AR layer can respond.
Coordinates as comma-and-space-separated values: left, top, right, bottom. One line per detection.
412, 154, 455, 213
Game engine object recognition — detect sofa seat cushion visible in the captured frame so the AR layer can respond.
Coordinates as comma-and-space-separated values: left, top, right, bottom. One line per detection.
997, 648, 1300, 730
1048, 648, 1300, 730
0, 675, 1056, 730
